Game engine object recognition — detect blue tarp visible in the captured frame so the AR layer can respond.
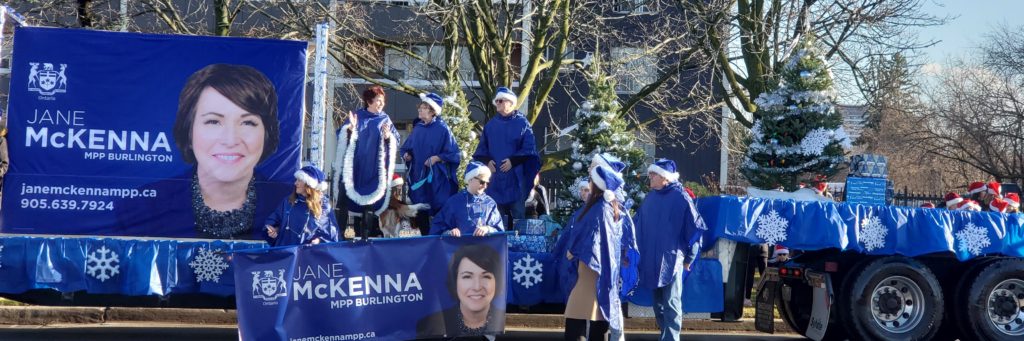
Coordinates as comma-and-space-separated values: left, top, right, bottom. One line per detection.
697, 195, 1024, 260
5, 195, 1019, 304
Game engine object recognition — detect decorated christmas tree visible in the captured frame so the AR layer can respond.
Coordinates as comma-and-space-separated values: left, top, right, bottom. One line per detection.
740, 34, 851, 191
440, 80, 478, 187
557, 54, 647, 217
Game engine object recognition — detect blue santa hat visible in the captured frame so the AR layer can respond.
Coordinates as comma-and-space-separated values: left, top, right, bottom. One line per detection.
492, 86, 518, 106
464, 161, 492, 184
295, 164, 328, 192
590, 165, 624, 202
419, 92, 444, 114
647, 158, 680, 183
591, 152, 625, 173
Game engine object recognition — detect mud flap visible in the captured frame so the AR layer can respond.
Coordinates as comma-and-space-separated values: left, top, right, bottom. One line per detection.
754, 267, 780, 333
804, 271, 833, 341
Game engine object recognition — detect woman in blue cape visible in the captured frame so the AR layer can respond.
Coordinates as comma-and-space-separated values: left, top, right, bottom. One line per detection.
472, 87, 540, 227
561, 164, 638, 340
635, 159, 706, 341
399, 93, 461, 234
264, 165, 340, 246
430, 161, 504, 237
332, 85, 400, 238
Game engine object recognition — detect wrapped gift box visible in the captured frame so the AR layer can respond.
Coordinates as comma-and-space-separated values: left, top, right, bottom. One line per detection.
514, 219, 547, 235
509, 235, 552, 253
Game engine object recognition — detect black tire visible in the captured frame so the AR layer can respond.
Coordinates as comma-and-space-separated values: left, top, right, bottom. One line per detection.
951, 257, 1001, 341
846, 257, 944, 341
776, 281, 849, 341
962, 258, 1024, 341
828, 258, 873, 340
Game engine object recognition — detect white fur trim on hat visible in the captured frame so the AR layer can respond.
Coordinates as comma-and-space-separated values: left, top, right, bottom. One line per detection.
647, 164, 680, 183
391, 176, 405, 188
945, 197, 963, 208
493, 91, 518, 106
419, 93, 442, 114
589, 166, 620, 202
295, 170, 329, 192
591, 153, 620, 171
464, 165, 492, 184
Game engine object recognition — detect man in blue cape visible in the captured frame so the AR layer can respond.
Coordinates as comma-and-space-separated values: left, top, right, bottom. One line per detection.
430, 161, 504, 236
399, 92, 460, 233
472, 87, 540, 229
635, 158, 706, 341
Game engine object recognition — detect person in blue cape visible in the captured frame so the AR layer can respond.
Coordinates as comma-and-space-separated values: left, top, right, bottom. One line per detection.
562, 164, 638, 340
635, 159, 706, 341
430, 161, 504, 237
332, 85, 400, 239
590, 152, 635, 211
399, 92, 461, 235
264, 165, 340, 246
472, 87, 540, 229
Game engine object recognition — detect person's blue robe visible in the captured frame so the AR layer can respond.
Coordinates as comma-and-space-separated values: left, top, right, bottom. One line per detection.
635, 182, 706, 289
398, 117, 460, 215
472, 111, 540, 205
429, 190, 504, 236
333, 108, 400, 215
561, 200, 638, 331
264, 195, 340, 246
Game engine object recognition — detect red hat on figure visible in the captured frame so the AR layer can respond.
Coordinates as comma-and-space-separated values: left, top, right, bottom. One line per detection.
920, 202, 936, 209
944, 192, 963, 208
986, 181, 1001, 197
814, 182, 828, 194
990, 198, 1009, 213
958, 199, 982, 211
1005, 193, 1020, 209
390, 173, 404, 188
967, 182, 986, 195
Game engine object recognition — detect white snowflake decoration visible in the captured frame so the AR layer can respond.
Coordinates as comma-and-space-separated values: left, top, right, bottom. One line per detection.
956, 223, 992, 256
512, 254, 543, 289
859, 215, 887, 252
755, 210, 789, 245
188, 248, 230, 283
800, 128, 832, 156
86, 246, 120, 282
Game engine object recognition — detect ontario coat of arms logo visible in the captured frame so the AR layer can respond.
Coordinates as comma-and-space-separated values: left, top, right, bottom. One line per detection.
251, 269, 288, 302
28, 62, 68, 96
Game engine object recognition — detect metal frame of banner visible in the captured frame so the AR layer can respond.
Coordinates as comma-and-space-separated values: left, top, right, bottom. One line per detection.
307, 21, 330, 170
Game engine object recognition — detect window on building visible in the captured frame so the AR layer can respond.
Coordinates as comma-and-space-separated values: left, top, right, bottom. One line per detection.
545, 44, 576, 72
384, 45, 477, 82
614, 0, 655, 14
611, 47, 657, 94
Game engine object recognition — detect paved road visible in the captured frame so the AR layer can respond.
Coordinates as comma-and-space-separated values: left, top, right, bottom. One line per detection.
0, 324, 806, 340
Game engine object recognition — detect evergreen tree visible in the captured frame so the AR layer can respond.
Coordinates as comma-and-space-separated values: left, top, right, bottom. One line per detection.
740, 34, 851, 191
440, 80, 478, 187
557, 54, 647, 219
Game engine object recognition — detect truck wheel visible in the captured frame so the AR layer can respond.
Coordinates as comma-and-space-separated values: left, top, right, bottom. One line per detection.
963, 258, 1024, 341
952, 257, 1000, 341
777, 282, 849, 340
846, 257, 943, 340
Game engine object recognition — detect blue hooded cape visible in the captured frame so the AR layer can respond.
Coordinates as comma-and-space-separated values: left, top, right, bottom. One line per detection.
264, 195, 340, 246
333, 108, 400, 215
635, 182, 706, 289
560, 200, 638, 331
472, 111, 540, 205
398, 117, 460, 215
429, 190, 505, 236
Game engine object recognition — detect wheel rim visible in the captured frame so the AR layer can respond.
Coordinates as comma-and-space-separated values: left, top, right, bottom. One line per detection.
986, 278, 1024, 336
870, 275, 926, 334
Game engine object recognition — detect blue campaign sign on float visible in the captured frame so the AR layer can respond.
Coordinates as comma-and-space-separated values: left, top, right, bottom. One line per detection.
233, 235, 508, 341
1, 27, 305, 239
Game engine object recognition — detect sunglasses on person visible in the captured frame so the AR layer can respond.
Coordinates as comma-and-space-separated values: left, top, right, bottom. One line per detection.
475, 178, 489, 186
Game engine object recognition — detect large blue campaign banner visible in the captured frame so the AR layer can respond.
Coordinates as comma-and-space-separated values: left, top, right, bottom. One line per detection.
234, 235, 508, 340
1, 27, 306, 239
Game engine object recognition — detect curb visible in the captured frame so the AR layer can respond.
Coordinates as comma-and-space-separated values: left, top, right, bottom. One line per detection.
0, 307, 791, 334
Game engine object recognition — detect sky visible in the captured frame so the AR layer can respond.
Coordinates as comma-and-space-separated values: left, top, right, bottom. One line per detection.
917, 1, 1024, 69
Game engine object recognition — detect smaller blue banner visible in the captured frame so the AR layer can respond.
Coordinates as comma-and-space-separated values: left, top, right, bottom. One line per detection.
845, 177, 887, 206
